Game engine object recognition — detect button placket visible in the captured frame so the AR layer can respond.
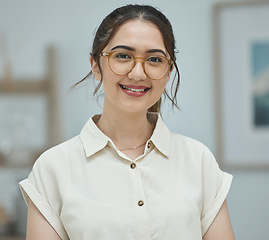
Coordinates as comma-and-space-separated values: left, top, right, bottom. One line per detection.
129, 162, 150, 238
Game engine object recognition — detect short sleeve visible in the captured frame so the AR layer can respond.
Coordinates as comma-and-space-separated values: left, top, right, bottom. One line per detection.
19, 151, 69, 240
200, 147, 233, 236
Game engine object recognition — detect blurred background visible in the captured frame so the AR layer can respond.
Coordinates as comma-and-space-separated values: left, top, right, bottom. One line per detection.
0, 0, 269, 239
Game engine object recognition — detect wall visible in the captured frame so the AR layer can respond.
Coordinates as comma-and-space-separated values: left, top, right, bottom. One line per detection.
0, 0, 268, 239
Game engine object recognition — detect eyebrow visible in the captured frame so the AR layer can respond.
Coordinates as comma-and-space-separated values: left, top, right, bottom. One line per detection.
146, 49, 167, 57
110, 45, 167, 57
110, 45, 135, 52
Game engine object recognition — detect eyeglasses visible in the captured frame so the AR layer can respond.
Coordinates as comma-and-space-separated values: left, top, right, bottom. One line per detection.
100, 51, 173, 80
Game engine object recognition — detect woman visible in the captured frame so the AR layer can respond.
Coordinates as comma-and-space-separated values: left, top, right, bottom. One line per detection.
20, 4, 235, 240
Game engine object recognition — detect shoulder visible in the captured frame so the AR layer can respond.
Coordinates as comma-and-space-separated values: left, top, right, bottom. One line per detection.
171, 132, 211, 154
33, 135, 84, 171
168, 132, 217, 170
41, 135, 82, 158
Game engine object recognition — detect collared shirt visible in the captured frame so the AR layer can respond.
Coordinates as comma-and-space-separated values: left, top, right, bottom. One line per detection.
19, 114, 232, 240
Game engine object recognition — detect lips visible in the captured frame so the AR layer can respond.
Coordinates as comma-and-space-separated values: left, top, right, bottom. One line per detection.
119, 84, 150, 92
119, 84, 150, 97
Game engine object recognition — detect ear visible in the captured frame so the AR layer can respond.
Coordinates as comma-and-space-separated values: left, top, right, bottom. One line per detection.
90, 56, 101, 81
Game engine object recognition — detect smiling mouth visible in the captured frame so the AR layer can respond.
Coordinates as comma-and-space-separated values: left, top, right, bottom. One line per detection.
119, 84, 150, 92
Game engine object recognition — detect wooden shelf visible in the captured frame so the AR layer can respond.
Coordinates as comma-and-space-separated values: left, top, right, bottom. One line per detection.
0, 79, 48, 94
0, 236, 25, 240
0, 46, 61, 166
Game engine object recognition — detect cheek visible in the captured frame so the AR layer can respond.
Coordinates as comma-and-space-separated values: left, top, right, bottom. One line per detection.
150, 83, 166, 99
153, 78, 169, 91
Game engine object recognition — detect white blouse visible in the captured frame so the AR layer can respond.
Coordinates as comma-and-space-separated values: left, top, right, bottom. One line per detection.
20, 114, 232, 240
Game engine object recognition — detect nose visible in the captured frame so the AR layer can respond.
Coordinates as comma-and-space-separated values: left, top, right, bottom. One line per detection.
127, 60, 147, 81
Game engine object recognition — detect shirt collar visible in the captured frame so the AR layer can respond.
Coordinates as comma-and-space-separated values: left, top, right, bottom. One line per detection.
149, 113, 171, 158
80, 113, 172, 158
80, 115, 110, 157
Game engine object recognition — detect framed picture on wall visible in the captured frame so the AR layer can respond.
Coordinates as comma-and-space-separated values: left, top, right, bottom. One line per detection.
213, 1, 269, 169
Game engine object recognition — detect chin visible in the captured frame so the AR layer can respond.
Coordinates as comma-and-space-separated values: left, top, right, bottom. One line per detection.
119, 103, 149, 115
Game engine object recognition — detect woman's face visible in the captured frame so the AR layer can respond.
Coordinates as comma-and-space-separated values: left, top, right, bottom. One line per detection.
91, 19, 171, 115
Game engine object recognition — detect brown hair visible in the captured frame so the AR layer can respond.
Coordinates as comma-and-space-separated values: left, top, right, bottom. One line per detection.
73, 4, 180, 112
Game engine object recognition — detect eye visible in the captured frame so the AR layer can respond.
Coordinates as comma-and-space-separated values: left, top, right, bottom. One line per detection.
147, 56, 163, 63
113, 52, 132, 60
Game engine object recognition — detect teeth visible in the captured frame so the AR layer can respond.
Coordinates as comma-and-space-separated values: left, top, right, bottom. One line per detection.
121, 85, 148, 92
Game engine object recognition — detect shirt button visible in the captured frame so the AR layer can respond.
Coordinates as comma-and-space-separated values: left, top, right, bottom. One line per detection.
138, 200, 144, 206
130, 163, 136, 169
147, 142, 151, 148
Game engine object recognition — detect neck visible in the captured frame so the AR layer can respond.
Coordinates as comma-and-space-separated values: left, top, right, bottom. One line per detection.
96, 108, 153, 150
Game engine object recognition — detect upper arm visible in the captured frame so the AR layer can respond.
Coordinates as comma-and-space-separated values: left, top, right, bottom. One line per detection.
26, 199, 62, 240
203, 200, 235, 240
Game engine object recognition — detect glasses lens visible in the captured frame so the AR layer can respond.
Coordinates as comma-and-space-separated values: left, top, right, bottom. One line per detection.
145, 56, 169, 79
109, 52, 134, 75
108, 51, 170, 79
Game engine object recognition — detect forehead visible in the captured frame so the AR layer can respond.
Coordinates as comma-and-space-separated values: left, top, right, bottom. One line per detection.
105, 19, 166, 52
